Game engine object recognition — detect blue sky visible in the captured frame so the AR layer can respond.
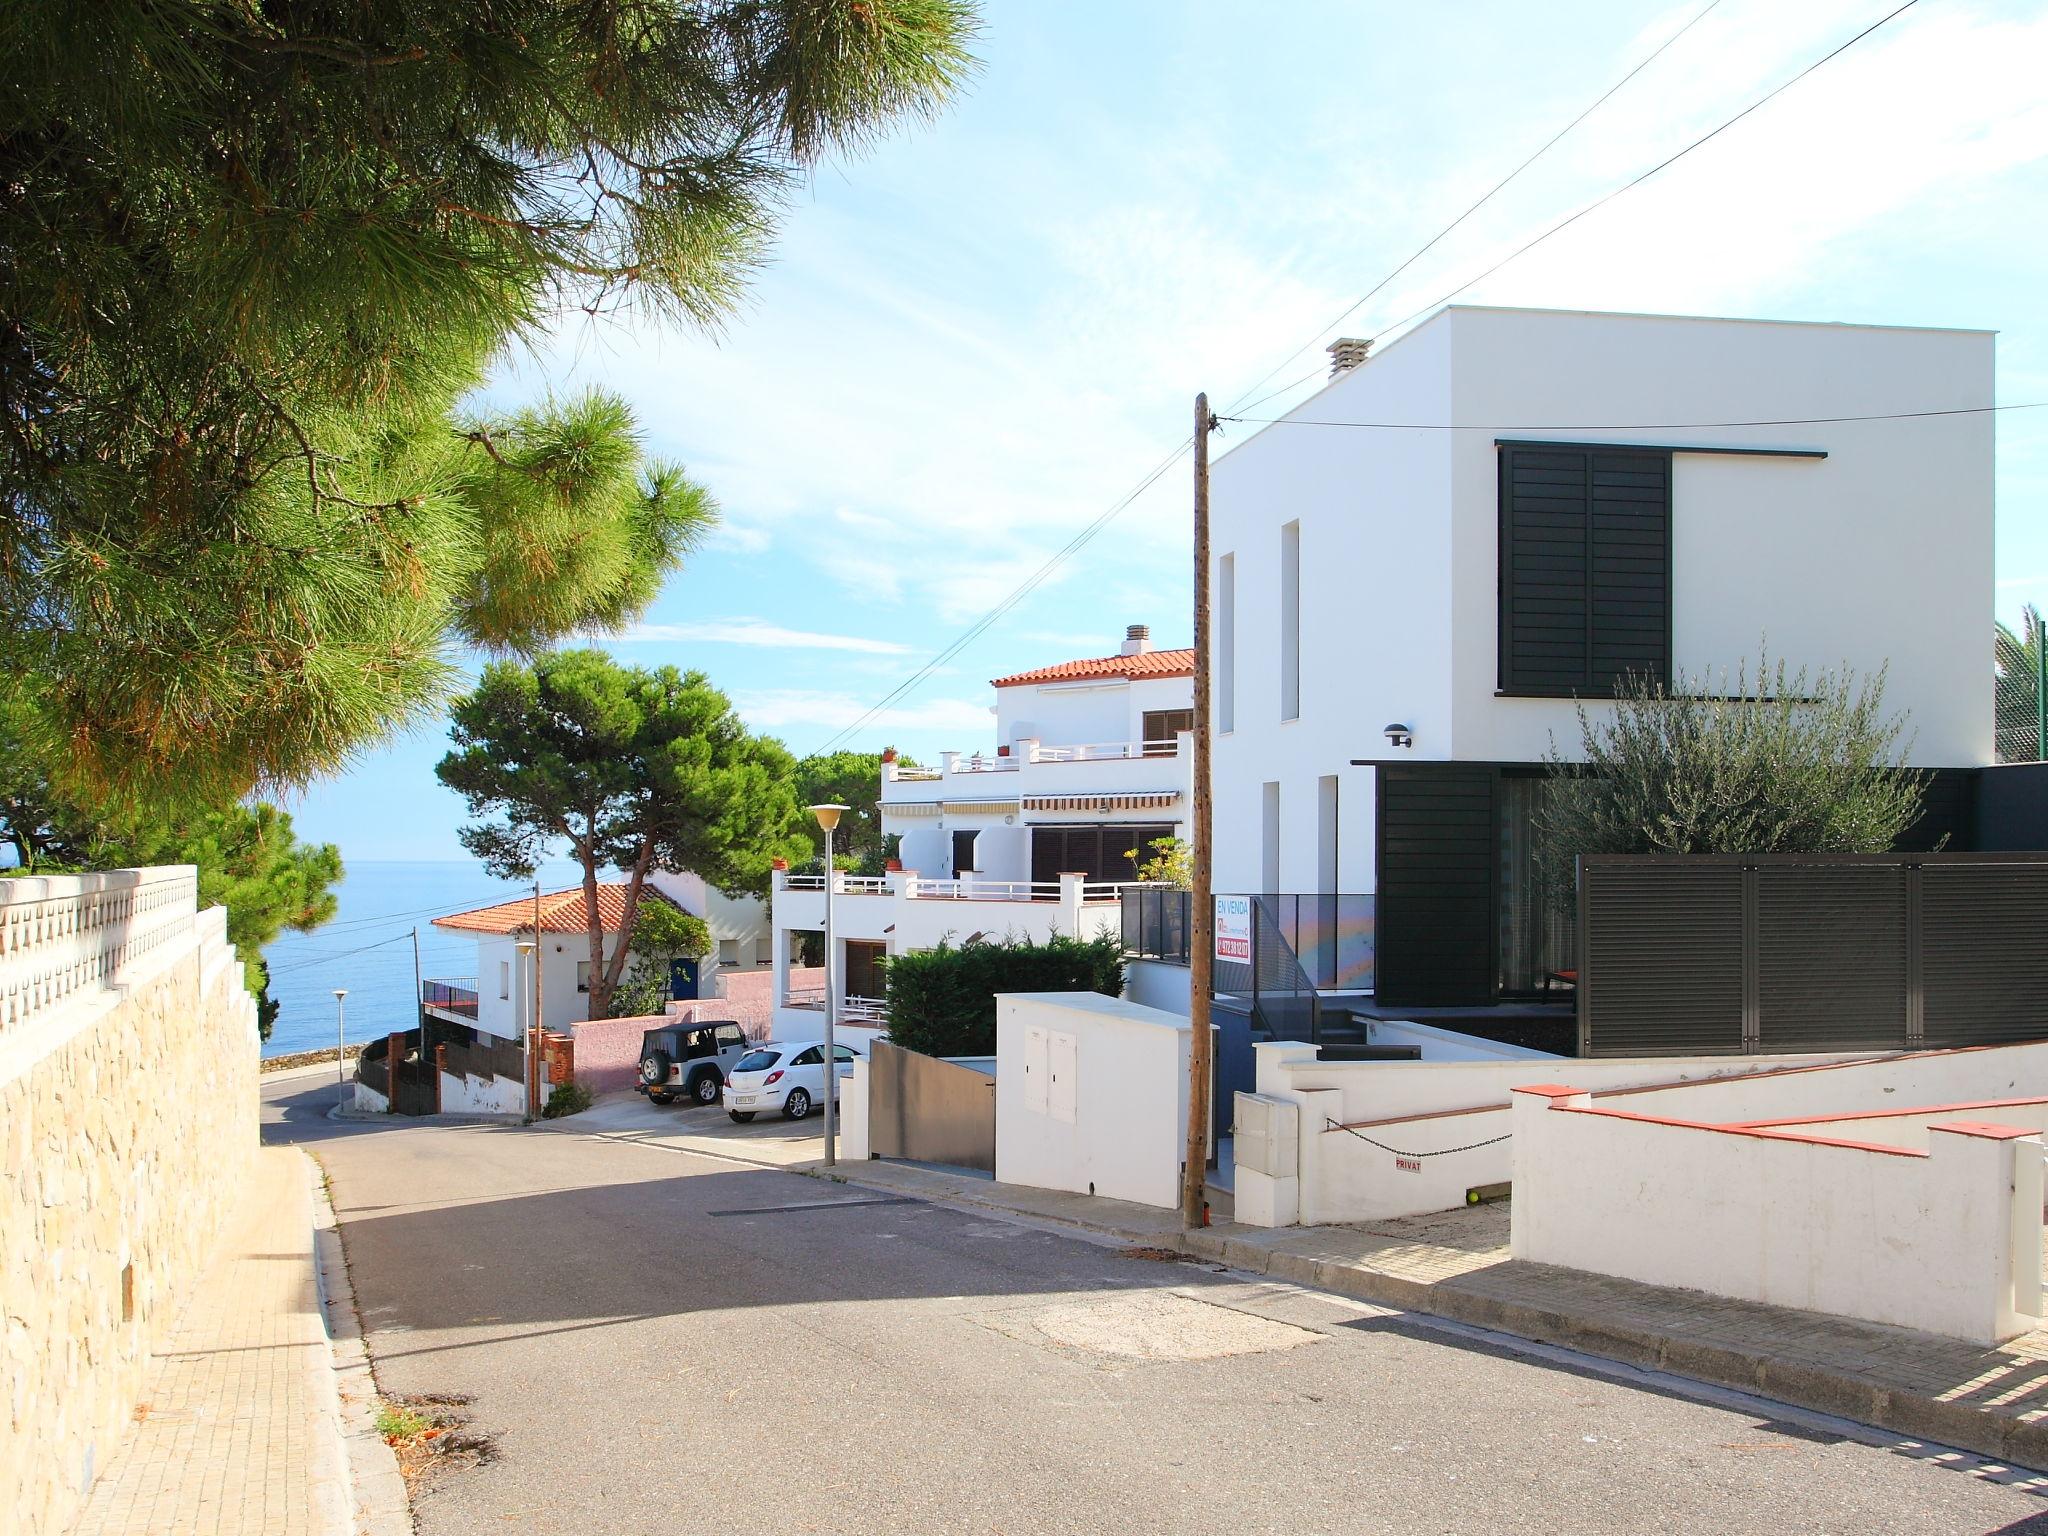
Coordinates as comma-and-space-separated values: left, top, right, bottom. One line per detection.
286, 0, 2048, 863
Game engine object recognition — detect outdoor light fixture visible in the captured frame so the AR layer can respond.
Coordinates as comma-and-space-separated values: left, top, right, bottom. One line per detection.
1383, 723, 1415, 749
808, 803, 851, 1167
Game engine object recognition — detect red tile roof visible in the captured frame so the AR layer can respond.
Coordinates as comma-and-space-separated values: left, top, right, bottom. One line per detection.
990, 647, 1195, 688
432, 883, 677, 936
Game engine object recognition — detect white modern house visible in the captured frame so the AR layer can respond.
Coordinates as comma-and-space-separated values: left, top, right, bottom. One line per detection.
1209, 304, 1994, 1011
767, 625, 1193, 1032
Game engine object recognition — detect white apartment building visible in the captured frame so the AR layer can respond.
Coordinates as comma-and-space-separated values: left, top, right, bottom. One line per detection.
768, 626, 1193, 1031
1211, 304, 1994, 1009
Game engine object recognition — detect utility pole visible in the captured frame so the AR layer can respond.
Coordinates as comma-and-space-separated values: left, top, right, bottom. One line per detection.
1183, 392, 1217, 1229
410, 925, 423, 1112
530, 880, 543, 1118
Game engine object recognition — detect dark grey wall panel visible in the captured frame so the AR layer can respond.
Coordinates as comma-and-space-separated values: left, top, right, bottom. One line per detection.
1375, 766, 1495, 1007
1581, 862, 1743, 1056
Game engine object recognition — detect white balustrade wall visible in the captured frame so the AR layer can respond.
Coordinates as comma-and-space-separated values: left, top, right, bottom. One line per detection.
0, 865, 200, 1034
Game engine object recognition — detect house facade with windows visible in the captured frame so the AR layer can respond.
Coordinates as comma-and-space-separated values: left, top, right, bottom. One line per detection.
767, 626, 1193, 1032
1210, 304, 1994, 1010
422, 876, 771, 1039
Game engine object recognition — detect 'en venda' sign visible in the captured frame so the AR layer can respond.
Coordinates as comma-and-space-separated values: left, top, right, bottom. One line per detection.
1214, 894, 1252, 963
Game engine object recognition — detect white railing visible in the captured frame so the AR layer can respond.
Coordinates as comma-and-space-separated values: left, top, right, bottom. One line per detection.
782, 874, 826, 890
838, 875, 889, 894
1028, 740, 1184, 762
909, 877, 1060, 901
949, 752, 1021, 774
0, 866, 200, 1035
890, 766, 943, 782
780, 988, 888, 1024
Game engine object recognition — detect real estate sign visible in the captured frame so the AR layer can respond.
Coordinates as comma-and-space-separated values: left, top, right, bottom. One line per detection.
1214, 894, 1252, 963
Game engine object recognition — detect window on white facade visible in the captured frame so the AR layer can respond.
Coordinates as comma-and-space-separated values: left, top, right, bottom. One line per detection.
1218, 552, 1236, 733
718, 938, 740, 966
498, 961, 510, 1000
754, 935, 773, 966
1318, 775, 1339, 893
1261, 781, 1281, 893
1279, 521, 1300, 721
575, 960, 591, 994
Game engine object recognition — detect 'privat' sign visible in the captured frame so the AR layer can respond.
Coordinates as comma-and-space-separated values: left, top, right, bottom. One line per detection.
1215, 894, 1252, 963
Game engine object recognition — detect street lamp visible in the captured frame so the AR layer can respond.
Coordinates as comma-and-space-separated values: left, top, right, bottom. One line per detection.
516, 939, 537, 1118
332, 988, 349, 1111
809, 803, 850, 1167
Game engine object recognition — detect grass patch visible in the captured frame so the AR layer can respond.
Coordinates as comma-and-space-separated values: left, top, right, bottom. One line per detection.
375, 1403, 434, 1443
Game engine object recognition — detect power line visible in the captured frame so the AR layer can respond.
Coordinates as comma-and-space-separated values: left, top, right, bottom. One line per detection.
265, 931, 415, 978
810, 1, 1920, 747
1217, 401, 2047, 432
808, 437, 1193, 754
1222, 0, 1728, 416
1361, 0, 1922, 353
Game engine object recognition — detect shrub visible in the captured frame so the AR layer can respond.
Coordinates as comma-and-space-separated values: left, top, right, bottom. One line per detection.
1539, 654, 1930, 896
885, 933, 1123, 1058
541, 1081, 594, 1119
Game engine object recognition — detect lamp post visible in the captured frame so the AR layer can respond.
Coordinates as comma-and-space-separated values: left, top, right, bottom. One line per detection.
332, 988, 349, 1111
516, 939, 537, 1118
809, 803, 850, 1167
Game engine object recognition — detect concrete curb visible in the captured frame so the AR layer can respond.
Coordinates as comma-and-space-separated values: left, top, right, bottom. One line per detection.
798, 1157, 2047, 1473
1174, 1228, 2048, 1473
308, 1155, 413, 1536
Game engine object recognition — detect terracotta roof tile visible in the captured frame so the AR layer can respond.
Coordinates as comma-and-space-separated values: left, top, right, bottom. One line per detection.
990, 647, 1194, 688
432, 883, 677, 936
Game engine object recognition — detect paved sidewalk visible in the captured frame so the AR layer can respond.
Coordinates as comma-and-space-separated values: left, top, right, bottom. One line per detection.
66, 1148, 357, 1536
802, 1154, 2048, 1472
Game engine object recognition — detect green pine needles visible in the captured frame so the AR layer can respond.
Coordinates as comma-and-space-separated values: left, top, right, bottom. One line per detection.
0, 1, 979, 810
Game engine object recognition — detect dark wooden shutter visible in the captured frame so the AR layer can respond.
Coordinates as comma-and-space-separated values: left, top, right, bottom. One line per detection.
1588, 450, 1670, 693
1374, 766, 1496, 1007
1499, 445, 1670, 694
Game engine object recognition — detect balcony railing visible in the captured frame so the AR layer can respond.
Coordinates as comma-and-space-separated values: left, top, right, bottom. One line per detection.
421, 977, 479, 1019
778, 873, 1133, 904
781, 988, 888, 1024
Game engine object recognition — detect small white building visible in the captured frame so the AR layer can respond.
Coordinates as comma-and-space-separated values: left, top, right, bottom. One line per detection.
423, 876, 771, 1039
1209, 304, 1995, 1010
767, 626, 1193, 1033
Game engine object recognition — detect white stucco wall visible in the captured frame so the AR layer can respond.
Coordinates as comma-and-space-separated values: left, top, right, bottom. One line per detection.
994, 992, 1200, 1210
1124, 958, 1191, 1017
995, 669, 1192, 751
1510, 1086, 2042, 1345
1210, 304, 1997, 895
438, 1070, 525, 1116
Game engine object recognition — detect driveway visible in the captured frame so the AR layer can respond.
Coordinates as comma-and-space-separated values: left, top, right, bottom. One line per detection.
263, 1076, 2048, 1536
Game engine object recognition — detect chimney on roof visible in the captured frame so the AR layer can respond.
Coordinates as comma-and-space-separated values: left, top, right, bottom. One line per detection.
1327, 337, 1372, 377
1121, 624, 1152, 656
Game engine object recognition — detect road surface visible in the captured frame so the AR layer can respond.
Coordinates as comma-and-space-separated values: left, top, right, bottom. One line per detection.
264, 1074, 2048, 1535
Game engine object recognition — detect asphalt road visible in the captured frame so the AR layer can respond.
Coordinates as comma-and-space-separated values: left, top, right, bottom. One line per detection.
264, 1075, 2048, 1536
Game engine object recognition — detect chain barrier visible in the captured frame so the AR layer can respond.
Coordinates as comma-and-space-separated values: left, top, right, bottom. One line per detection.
1324, 1117, 1510, 1159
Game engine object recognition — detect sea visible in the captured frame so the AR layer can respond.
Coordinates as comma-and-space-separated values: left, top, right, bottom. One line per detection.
259, 858, 591, 1058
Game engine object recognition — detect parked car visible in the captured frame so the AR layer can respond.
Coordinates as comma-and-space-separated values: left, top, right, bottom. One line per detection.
723, 1039, 864, 1122
637, 1021, 751, 1106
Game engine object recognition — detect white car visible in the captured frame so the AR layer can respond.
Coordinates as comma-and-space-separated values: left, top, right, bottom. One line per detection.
723, 1039, 864, 1123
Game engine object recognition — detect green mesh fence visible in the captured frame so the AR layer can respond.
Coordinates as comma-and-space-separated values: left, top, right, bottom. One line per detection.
1996, 606, 2046, 764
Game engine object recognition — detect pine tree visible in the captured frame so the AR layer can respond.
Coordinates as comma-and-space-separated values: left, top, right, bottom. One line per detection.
0, 1, 977, 808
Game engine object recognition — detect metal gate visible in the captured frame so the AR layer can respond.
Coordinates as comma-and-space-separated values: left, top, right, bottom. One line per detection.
866, 1039, 996, 1171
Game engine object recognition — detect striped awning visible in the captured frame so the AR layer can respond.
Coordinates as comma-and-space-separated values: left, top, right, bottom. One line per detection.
942, 799, 1023, 815
1024, 792, 1180, 813
882, 801, 941, 817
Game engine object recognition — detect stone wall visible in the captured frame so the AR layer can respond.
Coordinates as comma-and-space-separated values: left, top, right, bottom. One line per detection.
1, 878, 258, 1536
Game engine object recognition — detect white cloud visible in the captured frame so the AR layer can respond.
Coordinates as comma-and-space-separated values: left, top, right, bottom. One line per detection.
609, 618, 910, 655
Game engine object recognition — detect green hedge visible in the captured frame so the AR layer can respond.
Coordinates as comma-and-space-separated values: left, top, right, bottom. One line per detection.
884, 933, 1123, 1058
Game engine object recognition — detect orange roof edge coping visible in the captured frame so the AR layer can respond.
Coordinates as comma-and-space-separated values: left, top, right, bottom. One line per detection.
1931, 1121, 2043, 1141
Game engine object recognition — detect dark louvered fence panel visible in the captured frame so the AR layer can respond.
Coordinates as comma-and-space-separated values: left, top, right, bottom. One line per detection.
1581, 861, 1744, 1055
1757, 866, 1907, 1051
1582, 855, 2048, 1058
1922, 864, 2048, 1046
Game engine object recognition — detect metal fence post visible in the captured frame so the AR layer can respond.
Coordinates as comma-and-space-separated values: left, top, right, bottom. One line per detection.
2036, 634, 2046, 761
1740, 864, 1761, 1053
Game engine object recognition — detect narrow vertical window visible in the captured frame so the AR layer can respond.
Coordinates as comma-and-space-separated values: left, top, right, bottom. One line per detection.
1218, 552, 1236, 733
1279, 521, 1300, 721
1317, 775, 1340, 893
1261, 781, 1281, 893
498, 960, 510, 1000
